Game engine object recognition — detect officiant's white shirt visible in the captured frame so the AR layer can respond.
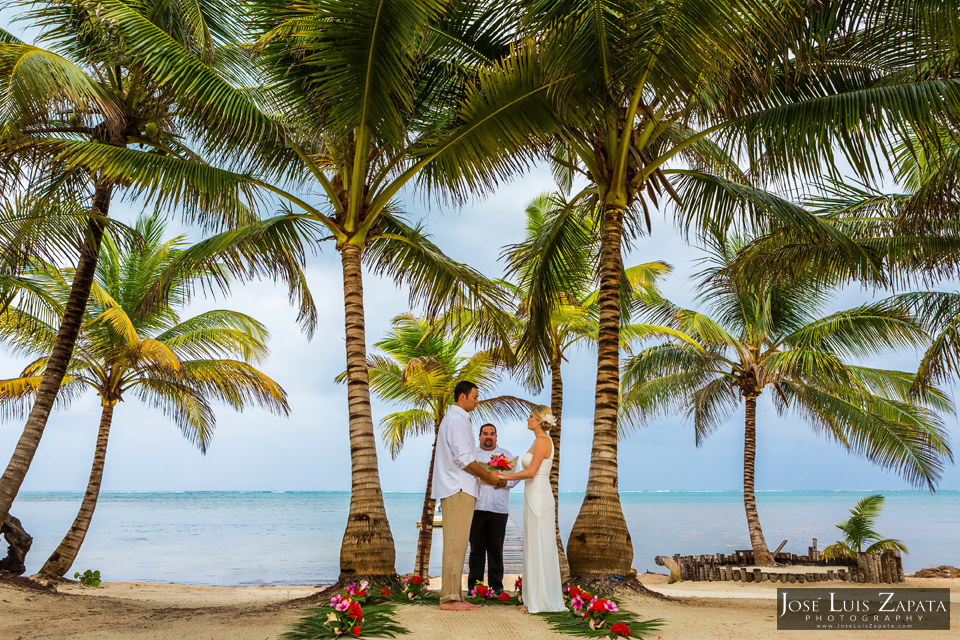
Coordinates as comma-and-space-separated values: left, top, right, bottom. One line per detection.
431, 405, 480, 500
475, 447, 519, 514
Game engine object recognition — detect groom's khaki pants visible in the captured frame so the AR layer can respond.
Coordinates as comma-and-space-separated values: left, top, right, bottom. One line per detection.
439, 491, 476, 603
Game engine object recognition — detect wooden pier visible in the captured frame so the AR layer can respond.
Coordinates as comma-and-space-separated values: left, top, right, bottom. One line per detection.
464, 516, 523, 575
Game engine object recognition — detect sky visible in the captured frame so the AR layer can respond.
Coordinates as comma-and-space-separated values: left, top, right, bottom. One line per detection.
1, 12, 957, 495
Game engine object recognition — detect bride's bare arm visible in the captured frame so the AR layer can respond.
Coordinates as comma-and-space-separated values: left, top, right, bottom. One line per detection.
498, 437, 551, 482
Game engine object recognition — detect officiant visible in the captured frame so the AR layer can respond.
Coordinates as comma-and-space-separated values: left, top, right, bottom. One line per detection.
468, 423, 519, 593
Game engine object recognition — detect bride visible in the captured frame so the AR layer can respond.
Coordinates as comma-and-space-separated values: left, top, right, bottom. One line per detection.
496, 405, 566, 613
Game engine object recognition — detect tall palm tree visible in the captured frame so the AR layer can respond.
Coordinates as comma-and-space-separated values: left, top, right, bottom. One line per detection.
509, 0, 960, 582
357, 313, 530, 577
620, 231, 953, 566
53, 0, 561, 584
0, 213, 289, 579
0, 0, 275, 525
502, 191, 681, 579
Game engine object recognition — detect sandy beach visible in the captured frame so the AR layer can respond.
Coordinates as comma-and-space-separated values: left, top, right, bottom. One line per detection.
1, 572, 956, 640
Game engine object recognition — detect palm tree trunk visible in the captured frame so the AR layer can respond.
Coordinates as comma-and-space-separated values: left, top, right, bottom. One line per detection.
566, 204, 633, 580
548, 359, 569, 582
39, 402, 115, 578
743, 393, 774, 567
414, 425, 440, 577
337, 243, 396, 582
0, 182, 113, 524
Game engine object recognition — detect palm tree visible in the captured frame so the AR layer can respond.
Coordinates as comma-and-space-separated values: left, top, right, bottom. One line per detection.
620, 231, 952, 566
0, 213, 289, 579
502, 191, 681, 579
357, 313, 530, 577
821, 495, 908, 564
51, 0, 562, 584
509, 0, 960, 582
0, 0, 273, 525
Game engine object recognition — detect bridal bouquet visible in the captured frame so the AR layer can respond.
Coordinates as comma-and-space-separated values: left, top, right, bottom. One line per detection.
486, 454, 516, 473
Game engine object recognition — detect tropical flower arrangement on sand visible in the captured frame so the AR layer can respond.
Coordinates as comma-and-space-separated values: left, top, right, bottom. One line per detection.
401, 575, 430, 601
465, 582, 516, 604
283, 582, 408, 639
535, 584, 663, 639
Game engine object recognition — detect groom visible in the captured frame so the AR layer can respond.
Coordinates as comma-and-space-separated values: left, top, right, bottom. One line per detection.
433, 381, 498, 611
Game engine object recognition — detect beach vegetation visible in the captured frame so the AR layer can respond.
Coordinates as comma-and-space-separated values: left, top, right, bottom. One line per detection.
73, 569, 100, 587
0, 213, 289, 579
619, 230, 953, 566
822, 494, 909, 564
355, 313, 531, 577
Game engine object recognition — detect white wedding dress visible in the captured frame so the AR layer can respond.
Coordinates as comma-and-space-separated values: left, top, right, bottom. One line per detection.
520, 440, 566, 613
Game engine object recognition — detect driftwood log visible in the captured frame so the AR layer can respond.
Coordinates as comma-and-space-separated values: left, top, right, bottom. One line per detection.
655, 555, 682, 584
1, 515, 33, 575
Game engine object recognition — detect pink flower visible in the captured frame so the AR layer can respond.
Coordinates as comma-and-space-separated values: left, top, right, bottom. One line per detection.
570, 595, 585, 611
604, 600, 619, 613
335, 598, 351, 612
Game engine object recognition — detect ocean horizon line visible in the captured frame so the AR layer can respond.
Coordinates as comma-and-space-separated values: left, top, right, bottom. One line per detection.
18, 488, 959, 494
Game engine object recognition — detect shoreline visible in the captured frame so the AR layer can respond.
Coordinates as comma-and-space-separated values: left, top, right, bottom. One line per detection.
2, 572, 956, 639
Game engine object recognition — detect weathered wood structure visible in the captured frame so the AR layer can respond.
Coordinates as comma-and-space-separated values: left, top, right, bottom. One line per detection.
662, 539, 905, 584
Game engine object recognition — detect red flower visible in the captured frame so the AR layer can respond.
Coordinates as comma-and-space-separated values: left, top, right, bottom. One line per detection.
591, 600, 606, 613
352, 627, 361, 636
498, 592, 510, 602
410, 576, 424, 585
379, 588, 390, 596
611, 622, 631, 637
348, 602, 363, 620
569, 586, 581, 597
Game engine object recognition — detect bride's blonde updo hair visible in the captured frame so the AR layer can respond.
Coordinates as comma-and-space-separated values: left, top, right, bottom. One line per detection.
530, 405, 557, 430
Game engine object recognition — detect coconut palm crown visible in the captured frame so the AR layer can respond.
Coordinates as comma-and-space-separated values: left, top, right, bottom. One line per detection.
0, 212, 289, 579
620, 230, 953, 566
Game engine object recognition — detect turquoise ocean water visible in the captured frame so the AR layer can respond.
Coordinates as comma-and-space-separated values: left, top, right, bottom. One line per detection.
9, 490, 958, 586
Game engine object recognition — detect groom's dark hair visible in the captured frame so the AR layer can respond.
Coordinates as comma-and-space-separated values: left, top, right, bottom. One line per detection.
453, 380, 477, 403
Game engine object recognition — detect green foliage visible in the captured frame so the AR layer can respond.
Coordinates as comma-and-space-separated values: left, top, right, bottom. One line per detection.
73, 569, 100, 587
0, 212, 289, 451
355, 314, 530, 458
504, 192, 676, 393
620, 230, 954, 490
822, 494, 909, 564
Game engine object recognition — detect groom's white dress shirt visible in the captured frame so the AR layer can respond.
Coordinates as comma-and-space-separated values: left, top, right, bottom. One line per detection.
431, 405, 480, 500
475, 447, 519, 514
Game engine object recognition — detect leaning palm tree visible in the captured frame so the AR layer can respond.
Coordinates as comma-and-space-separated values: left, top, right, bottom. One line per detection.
52, 0, 560, 584
357, 314, 530, 577
510, 0, 960, 583
0, 213, 289, 579
821, 495, 908, 564
620, 231, 953, 566
0, 0, 277, 525
503, 191, 680, 579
